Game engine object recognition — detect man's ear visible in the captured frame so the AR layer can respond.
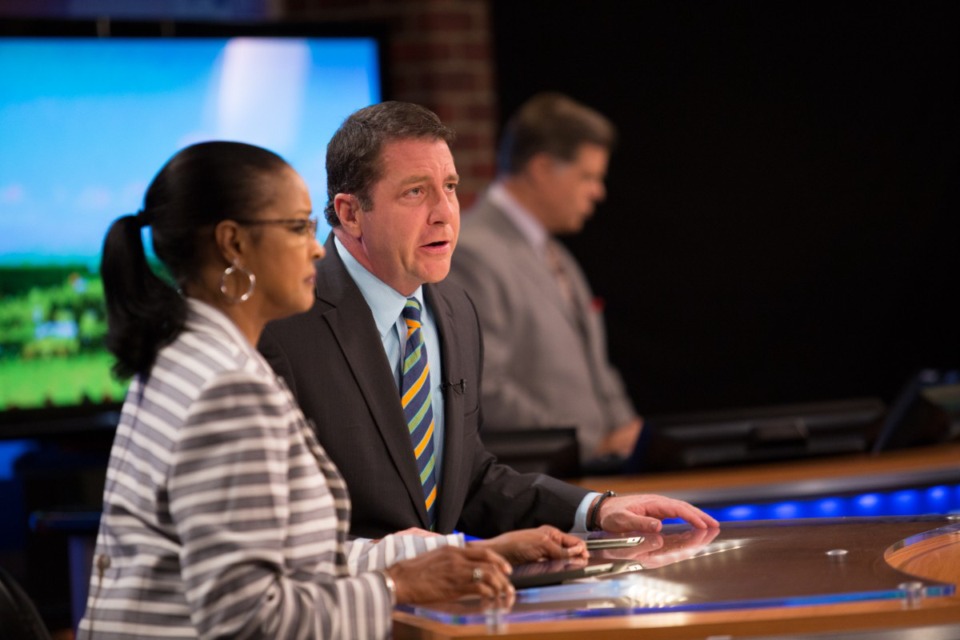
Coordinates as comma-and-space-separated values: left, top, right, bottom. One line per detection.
526, 152, 558, 186
334, 193, 363, 239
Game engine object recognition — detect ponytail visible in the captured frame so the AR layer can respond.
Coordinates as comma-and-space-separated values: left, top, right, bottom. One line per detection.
100, 212, 185, 379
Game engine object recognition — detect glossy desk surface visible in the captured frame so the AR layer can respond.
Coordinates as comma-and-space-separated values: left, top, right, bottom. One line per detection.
394, 515, 960, 639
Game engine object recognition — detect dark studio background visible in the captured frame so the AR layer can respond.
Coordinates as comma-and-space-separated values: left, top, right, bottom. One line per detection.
491, 0, 959, 416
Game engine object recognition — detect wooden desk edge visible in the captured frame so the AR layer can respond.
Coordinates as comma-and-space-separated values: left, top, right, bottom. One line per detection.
394, 594, 960, 639
571, 442, 960, 498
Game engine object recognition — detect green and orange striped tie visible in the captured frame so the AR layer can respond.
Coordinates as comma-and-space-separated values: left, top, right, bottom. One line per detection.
401, 298, 438, 529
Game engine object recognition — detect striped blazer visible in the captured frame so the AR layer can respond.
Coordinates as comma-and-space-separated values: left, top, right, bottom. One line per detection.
77, 299, 461, 639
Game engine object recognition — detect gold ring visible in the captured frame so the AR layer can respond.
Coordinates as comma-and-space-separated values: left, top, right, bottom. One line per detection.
472, 567, 483, 583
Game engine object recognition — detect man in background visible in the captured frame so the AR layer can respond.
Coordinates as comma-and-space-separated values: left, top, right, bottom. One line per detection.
448, 92, 642, 470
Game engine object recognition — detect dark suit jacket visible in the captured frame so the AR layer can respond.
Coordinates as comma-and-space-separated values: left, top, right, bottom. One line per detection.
258, 236, 588, 539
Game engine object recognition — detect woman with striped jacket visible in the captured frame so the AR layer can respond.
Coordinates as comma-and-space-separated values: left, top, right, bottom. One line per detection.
77, 141, 586, 639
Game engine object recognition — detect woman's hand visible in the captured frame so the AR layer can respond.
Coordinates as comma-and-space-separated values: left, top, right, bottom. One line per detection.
468, 525, 588, 565
385, 545, 515, 605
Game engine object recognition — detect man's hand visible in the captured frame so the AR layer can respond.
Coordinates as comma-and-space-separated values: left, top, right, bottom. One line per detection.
596, 527, 720, 568
592, 494, 719, 532
594, 418, 643, 458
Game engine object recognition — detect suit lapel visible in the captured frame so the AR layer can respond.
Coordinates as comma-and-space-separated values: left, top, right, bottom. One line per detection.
426, 284, 465, 533
316, 237, 431, 527
484, 204, 585, 331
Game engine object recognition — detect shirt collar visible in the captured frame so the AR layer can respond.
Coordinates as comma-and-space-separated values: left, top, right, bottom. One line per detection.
184, 297, 273, 373
488, 180, 549, 253
334, 235, 425, 337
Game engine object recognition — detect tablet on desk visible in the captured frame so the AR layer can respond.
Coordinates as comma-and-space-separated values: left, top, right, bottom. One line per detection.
509, 559, 616, 589
577, 532, 645, 550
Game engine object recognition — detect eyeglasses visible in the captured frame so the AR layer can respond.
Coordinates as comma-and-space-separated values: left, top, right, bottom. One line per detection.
235, 216, 319, 237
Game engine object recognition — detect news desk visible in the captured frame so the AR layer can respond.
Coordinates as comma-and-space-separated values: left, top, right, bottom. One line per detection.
393, 444, 960, 639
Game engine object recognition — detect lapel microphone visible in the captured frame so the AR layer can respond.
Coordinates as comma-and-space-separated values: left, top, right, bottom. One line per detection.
441, 379, 467, 393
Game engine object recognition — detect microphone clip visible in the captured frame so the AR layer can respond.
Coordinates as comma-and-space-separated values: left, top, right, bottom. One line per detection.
442, 379, 467, 394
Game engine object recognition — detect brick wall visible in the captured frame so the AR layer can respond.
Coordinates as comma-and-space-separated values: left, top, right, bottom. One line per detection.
282, 0, 497, 208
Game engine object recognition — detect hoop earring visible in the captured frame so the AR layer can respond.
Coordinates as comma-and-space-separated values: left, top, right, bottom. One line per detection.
220, 263, 256, 304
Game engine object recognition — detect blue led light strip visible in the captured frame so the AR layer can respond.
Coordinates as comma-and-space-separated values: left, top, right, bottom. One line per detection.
702, 483, 960, 522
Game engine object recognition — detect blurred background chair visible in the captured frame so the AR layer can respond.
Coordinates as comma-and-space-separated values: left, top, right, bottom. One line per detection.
480, 426, 581, 478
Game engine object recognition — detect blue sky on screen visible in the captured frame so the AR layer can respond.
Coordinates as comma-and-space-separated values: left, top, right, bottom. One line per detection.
0, 36, 380, 264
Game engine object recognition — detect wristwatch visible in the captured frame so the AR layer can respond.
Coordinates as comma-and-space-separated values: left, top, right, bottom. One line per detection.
588, 490, 617, 531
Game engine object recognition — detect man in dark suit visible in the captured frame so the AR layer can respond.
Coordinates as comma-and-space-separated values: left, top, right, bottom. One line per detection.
259, 101, 716, 539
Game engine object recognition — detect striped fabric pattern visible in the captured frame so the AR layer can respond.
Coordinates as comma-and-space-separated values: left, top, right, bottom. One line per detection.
400, 298, 439, 528
77, 299, 462, 640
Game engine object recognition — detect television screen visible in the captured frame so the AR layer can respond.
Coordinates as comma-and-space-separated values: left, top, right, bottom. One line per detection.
0, 21, 383, 433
